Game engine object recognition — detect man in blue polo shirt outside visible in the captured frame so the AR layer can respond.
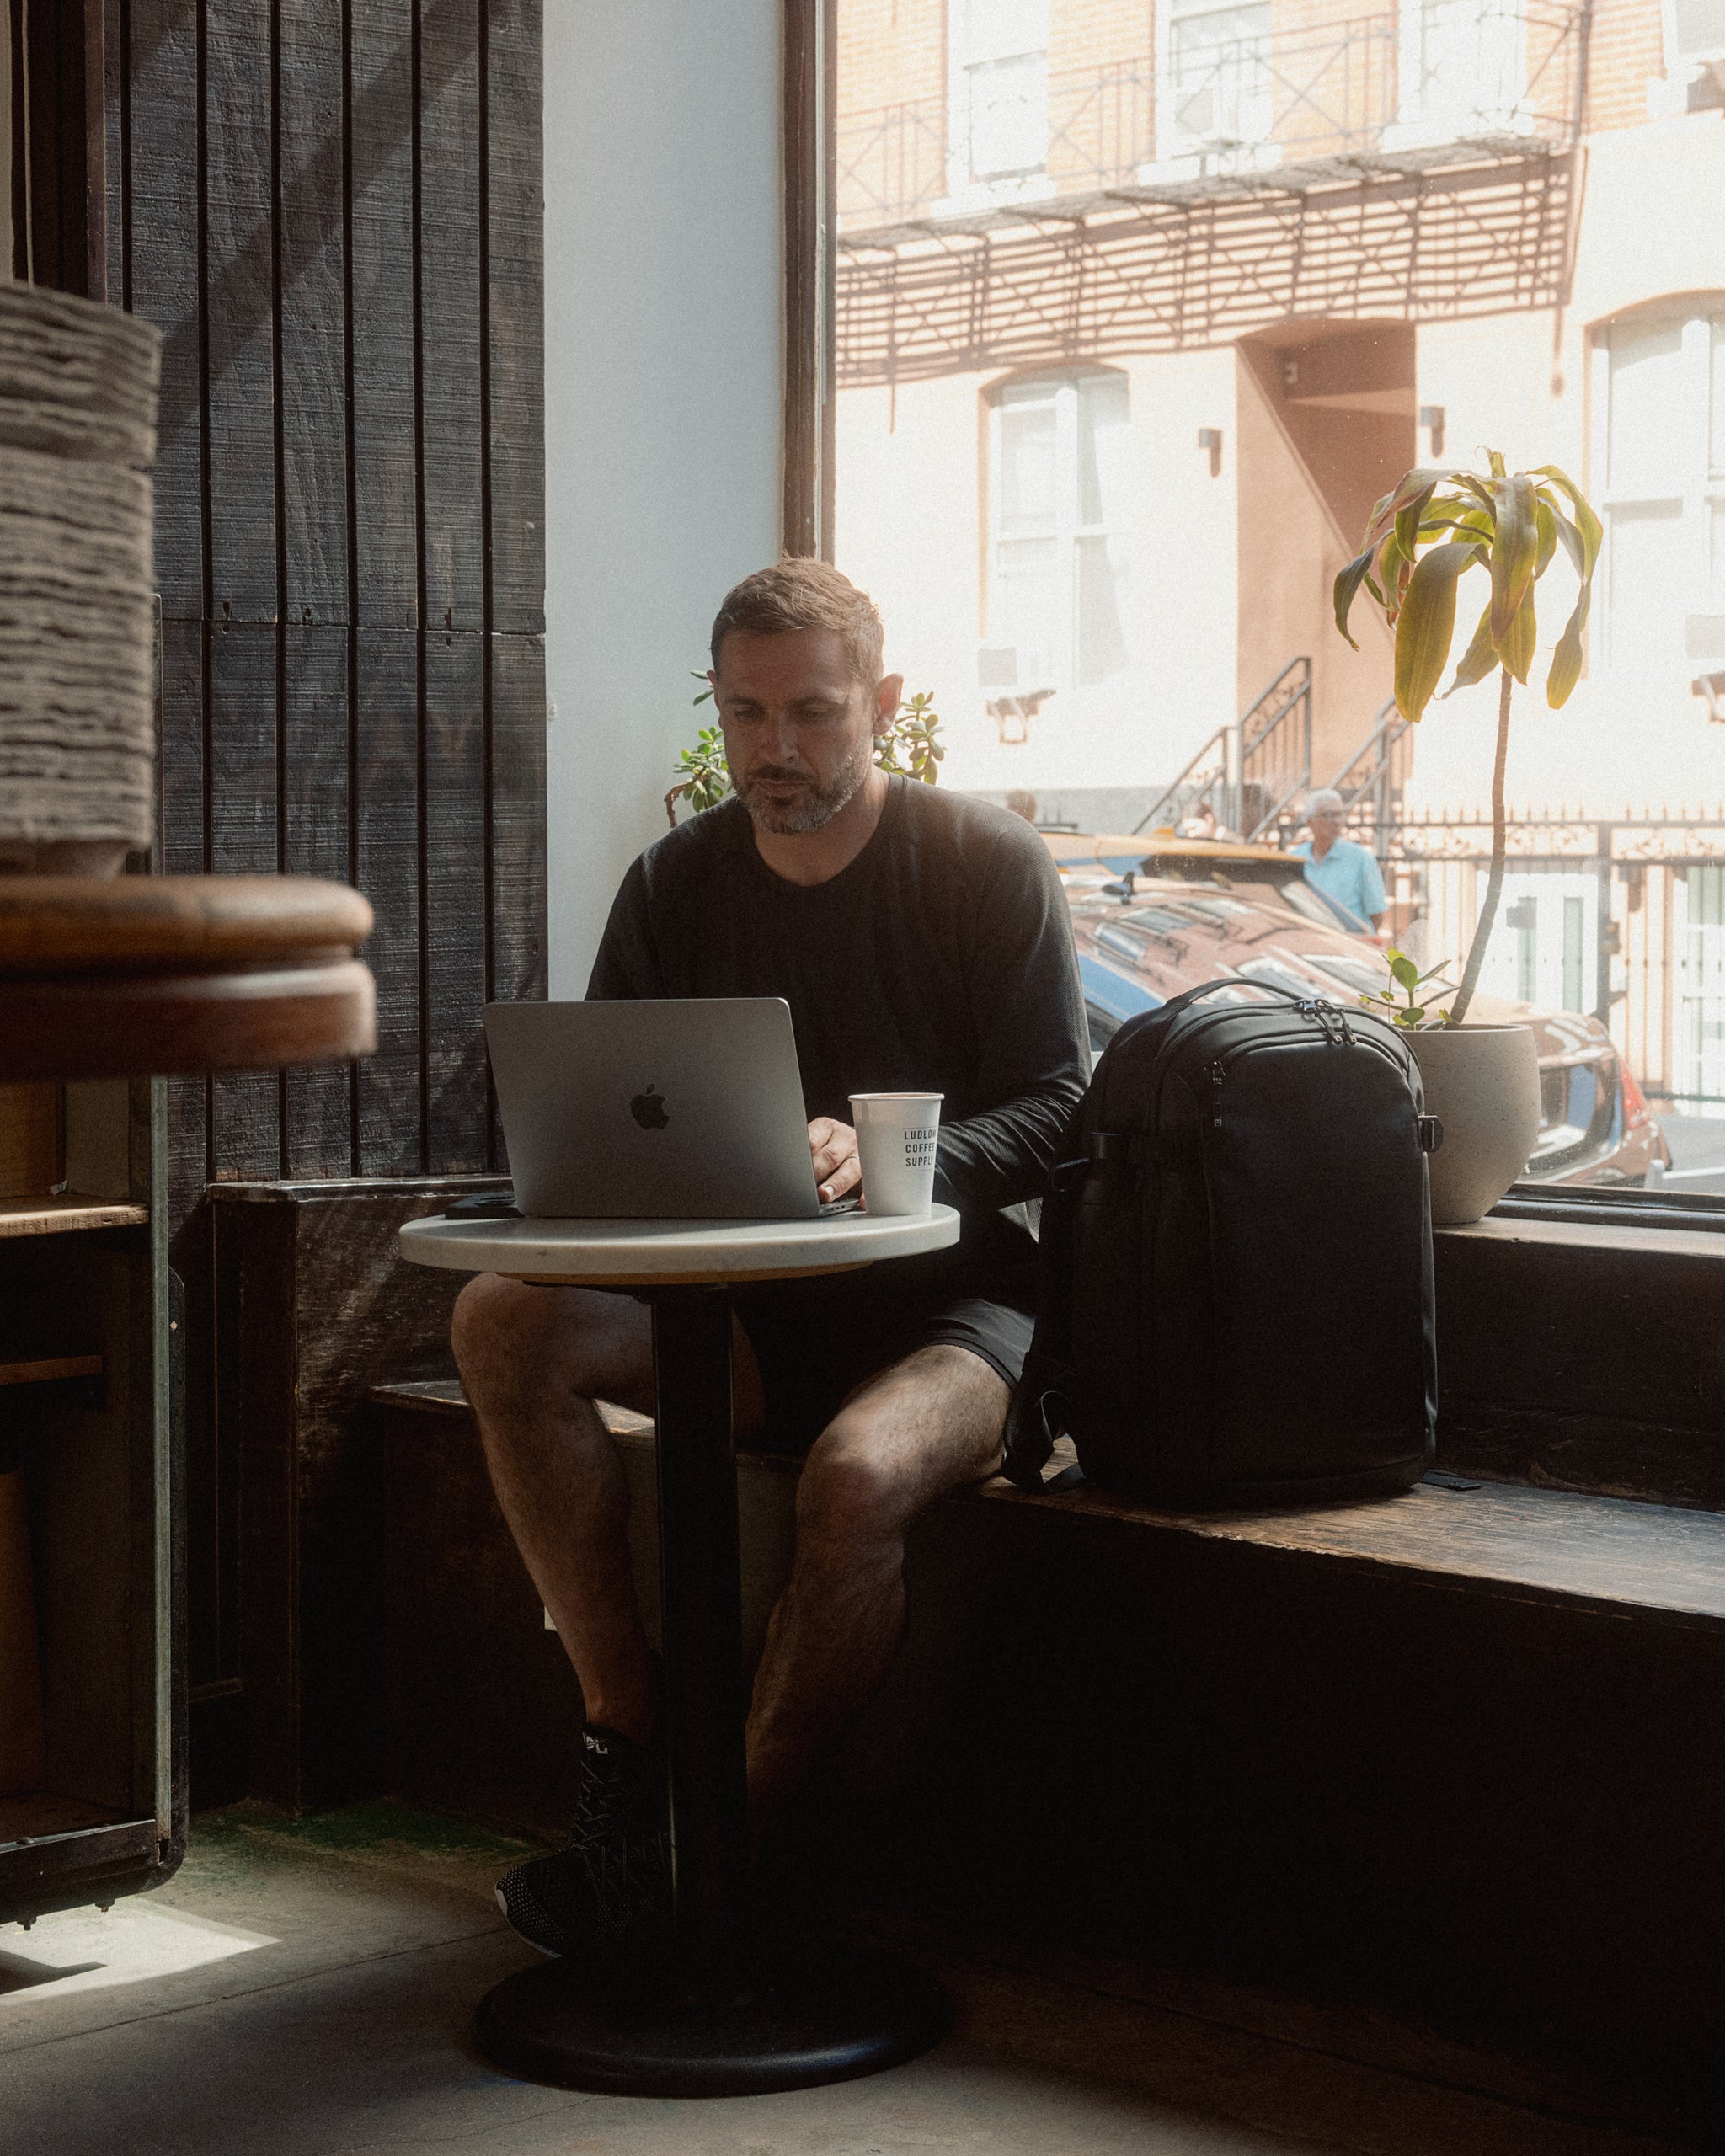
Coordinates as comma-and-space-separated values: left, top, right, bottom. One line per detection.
1291, 787, 1386, 931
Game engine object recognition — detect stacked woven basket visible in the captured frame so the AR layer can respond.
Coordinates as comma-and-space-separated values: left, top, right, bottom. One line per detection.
0, 281, 162, 874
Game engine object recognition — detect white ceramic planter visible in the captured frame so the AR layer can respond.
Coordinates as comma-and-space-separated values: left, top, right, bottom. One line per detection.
1409, 1024, 1541, 1227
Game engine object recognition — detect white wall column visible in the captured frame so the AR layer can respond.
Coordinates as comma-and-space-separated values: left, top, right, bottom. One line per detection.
542, 0, 784, 993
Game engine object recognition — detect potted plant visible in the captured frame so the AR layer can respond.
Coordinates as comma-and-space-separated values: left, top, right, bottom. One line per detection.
1333, 451, 1602, 1224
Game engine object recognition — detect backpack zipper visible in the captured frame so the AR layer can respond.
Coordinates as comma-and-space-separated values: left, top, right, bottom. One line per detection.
1202, 1023, 1414, 1134
1134, 1001, 1412, 1143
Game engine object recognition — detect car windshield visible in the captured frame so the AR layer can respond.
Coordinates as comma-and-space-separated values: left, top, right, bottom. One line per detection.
1178, 896, 1256, 921
1234, 956, 1332, 1002
1304, 952, 1390, 995
1279, 879, 1359, 929
1094, 924, 1151, 963
1121, 906, 1191, 937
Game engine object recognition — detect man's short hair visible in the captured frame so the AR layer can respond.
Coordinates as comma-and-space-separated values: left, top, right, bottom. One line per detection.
709, 558, 885, 688
1305, 788, 1345, 817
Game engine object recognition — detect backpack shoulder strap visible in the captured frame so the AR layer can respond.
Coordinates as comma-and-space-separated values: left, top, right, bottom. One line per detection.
1002, 1151, 1087, 1493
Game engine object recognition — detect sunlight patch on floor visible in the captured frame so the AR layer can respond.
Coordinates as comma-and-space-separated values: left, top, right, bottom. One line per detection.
0, 1901, 275, 1999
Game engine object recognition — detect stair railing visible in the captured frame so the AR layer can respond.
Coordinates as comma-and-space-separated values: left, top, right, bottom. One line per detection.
1328, 697, 1411, 858
1134, 656, 1312, 841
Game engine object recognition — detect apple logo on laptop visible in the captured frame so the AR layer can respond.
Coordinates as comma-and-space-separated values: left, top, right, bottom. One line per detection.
630, 1084, 670, 1132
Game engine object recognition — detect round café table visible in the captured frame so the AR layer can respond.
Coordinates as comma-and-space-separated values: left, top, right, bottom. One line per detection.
398, 1204, 961, 2097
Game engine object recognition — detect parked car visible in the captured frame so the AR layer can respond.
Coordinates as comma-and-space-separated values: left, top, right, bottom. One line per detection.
1044, 833, 1669, 1189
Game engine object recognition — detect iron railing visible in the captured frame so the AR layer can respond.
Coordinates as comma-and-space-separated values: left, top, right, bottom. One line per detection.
837, 1, 1586, 235
1134, 657, 1312, 842
1355, 807, 1725, 1112
1329, 698, 1414, 856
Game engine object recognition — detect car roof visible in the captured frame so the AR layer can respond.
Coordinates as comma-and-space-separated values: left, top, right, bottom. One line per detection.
1058, 849, 1605, 1058
1040, 830, 1308, 885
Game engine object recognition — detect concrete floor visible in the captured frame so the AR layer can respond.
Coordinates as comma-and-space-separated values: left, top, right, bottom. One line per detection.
0, 1806, 1688, 2156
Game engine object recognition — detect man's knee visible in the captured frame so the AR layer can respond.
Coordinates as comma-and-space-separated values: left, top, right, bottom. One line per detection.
452, 1273, 534, 1385
795, 1424, 921, 1547
452, 1274, 614, 1415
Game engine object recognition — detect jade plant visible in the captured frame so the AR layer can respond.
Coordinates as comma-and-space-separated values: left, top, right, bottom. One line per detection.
1358, 948, 1457, 1031
1333, 452, 1602, 1023
665, 676, 944, 826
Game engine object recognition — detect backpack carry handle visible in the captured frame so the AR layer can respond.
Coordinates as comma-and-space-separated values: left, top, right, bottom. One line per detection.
1154, 975, 1349, 1022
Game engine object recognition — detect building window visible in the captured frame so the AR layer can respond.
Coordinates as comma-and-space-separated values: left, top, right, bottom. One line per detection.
1162, 0, 1273, 157
1668, 0, 1725, 73
948, 0, 1049, 197
986, 372, 1130, 696
1593, 302, 1725, 675
1391, 0, 1528, 141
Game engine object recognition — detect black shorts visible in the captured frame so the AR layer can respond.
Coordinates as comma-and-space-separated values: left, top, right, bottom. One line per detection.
731, 1240, 1037, 1456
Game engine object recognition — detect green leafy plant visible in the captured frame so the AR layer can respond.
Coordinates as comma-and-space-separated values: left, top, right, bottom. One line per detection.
1333, 451, 1602, 1023
665, 677, 944, 825
873, 690, 944, 785
1358, 948, 1457, 1030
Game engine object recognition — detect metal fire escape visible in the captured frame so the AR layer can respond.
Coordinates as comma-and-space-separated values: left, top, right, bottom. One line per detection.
836, 0, 1591, 388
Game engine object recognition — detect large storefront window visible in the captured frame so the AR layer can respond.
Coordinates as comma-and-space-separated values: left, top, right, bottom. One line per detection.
830, 3, 1724, 1206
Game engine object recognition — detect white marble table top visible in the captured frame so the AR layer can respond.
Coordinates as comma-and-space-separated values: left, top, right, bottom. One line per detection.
398, 1204, 961, 1286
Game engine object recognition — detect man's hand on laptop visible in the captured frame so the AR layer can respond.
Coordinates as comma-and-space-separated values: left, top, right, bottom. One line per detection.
809, 1117, 862, 1206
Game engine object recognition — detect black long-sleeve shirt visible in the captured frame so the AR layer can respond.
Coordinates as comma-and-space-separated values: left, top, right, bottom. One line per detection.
586, 776, 1089, 1268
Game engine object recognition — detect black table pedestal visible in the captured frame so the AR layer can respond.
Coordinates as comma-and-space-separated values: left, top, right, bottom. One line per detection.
473, 1284, 951, 2095
473, 1938, 951, 2098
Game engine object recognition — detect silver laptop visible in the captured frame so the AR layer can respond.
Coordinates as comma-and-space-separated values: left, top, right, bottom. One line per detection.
484, 997, 840, 1220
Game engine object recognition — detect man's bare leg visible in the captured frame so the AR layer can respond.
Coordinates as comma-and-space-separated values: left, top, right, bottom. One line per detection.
745, 1343, 1007, 1833
451, 1274, 662, 1742
451, 1273, 766, 1745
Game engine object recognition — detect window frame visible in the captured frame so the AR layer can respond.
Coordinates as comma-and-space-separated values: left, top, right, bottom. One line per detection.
782, 0, 837, 562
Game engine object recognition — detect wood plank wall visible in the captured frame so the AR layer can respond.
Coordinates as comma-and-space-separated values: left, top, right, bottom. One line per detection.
104, 0, 546, 1231
97, 0, 545, 1780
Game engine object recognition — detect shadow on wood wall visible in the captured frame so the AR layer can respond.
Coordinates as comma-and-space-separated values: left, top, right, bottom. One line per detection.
102, 0, 546, 1796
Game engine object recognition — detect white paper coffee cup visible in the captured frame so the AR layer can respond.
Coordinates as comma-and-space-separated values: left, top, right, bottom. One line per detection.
849, 1092, 943, 1216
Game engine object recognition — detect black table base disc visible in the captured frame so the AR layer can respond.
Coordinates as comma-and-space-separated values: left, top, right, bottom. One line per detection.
473, 1940, 953, 2098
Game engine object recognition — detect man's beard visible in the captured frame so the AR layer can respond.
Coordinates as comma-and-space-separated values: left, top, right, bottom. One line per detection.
734, 745, 871, 835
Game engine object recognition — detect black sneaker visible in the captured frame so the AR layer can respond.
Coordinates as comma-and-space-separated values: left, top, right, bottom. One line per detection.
494, 1724, 672, 1969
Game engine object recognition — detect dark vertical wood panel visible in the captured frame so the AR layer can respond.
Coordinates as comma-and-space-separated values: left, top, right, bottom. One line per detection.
416, 0, 485, 1171
350, 0, 417, 627
104, 0, 125, 304
159, 616, 211, 1230
487, 627, 546, 1163
207, 623, 281, 1179
204, 0, 280, 1177
203, 0, 278, 621
283, 627, 355, 1175
278, 0, 350, 627
158, 614, 206, 876
417, 0, 483, 631
484, 0, 543, 639
127, 0, 203, 621
423, 627, 487, 1171
355, 632, 423, 1173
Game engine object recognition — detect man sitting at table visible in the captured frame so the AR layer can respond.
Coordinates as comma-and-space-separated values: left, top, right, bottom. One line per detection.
451, 558, 1089, 1967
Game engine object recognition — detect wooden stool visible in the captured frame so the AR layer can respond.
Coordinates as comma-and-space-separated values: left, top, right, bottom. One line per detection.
0, 875, 377, 1080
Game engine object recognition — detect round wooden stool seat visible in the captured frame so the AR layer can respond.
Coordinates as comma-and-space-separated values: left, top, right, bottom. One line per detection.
0, 874, 377, 1079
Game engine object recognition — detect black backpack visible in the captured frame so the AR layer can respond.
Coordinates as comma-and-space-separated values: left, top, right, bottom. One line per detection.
1005, 979, 1440, 1507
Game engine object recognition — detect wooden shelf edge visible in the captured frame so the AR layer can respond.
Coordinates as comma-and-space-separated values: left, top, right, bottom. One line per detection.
0, 1353, 102, 1389
0, 1195, 149, 1238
